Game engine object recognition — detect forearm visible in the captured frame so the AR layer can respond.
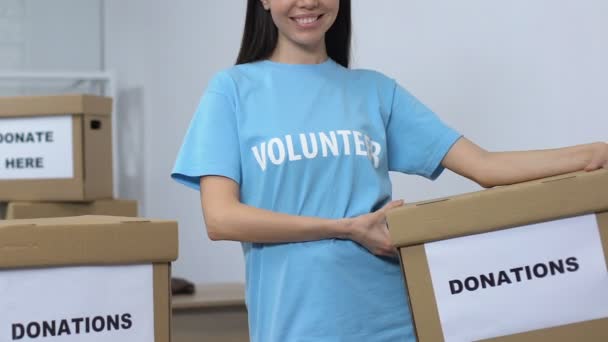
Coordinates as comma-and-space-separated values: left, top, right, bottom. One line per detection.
199, 176, 402, 252
205, 202, 350, 243
480, 142, 600, 187
200, 175, 352, 243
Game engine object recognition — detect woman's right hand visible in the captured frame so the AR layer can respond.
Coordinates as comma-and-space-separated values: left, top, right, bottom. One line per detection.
342, 200, 405, 258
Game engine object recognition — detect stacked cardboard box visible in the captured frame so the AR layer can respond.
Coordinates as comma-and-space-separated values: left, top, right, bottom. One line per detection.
0, 215, 178, 342
0, 95, 178, 342
387, 169, 608, 341
0, 94, 138, 219
1, 200, 138, 220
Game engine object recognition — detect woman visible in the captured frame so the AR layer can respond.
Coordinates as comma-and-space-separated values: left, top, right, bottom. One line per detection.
172, 0, 608, 340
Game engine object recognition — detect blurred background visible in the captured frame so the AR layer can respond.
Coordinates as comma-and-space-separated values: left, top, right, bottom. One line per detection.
1, 0, 606, 285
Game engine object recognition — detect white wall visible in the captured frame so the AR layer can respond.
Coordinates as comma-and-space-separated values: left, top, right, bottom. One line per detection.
104, 1, 247, 284
104, 1, 608, 284
354, 1, 608, 203
0, 0, 102, 95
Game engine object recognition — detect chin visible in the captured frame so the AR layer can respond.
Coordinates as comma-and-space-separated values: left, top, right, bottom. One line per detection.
295, 39, 324, 49
290, 34, 326, 49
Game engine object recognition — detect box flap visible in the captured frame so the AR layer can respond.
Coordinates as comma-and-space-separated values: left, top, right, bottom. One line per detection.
5, 199, 138, 219
0, 94, 112, 117
388, 169, 608, 247
0, 215, 148, 226
0, 215, 178, 269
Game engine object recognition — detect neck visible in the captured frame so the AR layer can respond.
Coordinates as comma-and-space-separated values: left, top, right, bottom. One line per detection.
270, 37, 328, 64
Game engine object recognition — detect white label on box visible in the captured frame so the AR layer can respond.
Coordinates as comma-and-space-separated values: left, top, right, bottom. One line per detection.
0, 264, 154, 342
0, 115, 73, 180
424, 214, 608, 341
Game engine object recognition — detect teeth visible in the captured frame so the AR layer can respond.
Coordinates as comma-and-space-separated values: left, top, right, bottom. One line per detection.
295, 16, 318, 25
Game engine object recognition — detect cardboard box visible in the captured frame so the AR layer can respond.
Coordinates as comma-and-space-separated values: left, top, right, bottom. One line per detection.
0, 199, 138, 220
0, 94, 113, 201
387, 170, 608, 342
0, 215, 178, 342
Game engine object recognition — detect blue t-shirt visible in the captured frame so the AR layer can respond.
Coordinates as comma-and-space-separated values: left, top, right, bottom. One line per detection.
172, 58, 460, 342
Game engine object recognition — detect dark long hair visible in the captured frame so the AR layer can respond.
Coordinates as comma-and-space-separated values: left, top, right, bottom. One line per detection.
236, 0, 351, 68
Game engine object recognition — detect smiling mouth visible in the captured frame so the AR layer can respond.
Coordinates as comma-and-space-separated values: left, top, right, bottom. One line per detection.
291, 14, 323, 25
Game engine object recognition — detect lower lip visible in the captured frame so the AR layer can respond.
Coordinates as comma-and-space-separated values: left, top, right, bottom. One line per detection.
292, 15, 323, 29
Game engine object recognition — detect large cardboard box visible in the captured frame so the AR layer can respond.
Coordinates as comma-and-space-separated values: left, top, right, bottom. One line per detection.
0, 199, 138, 220
387, 170, 608, 341
0, 215, 178, 342
0, 94, 113, 201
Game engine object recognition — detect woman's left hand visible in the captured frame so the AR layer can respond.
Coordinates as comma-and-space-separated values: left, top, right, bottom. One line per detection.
584, 142, 608, 171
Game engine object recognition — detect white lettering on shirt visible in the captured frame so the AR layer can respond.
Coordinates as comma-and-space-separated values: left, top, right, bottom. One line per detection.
285, 135, 302, 161
251, 130, 382, 171
268, 138, 285, 165
319, 131, 339, 157
370, 141, 381, 168
251, 143, 267, 171
353, 131, 367, 157
336, 130, 352, 156
300, 133, 318, 159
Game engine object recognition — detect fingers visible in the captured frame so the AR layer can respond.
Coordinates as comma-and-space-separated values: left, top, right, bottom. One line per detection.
373, 244, 399, 258
585, 143, 608, 171
380, 199, 405, 212
379, 246, 399, 258
390, 247, 399, 258
585, 158, 603, 171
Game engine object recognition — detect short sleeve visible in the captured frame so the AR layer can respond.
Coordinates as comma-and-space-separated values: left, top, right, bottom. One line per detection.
171, 72, 241, 190
386, 82, 461, 180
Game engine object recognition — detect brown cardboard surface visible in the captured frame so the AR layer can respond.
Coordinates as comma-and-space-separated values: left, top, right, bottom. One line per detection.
388, 170, 608, 247
0, 215, 178, 268
3, 199, 138, 219
400, 246, 443, 342
0, 94, 112, 117
83, 114, 113, 199
0, 96, 114, 201
478, 317, 608, 342
154, 263, 172, 342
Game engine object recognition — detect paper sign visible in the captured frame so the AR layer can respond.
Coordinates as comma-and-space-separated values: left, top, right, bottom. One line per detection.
0, 264, 154, 342
0, 115, 73, 180
424, 214, 608, 341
